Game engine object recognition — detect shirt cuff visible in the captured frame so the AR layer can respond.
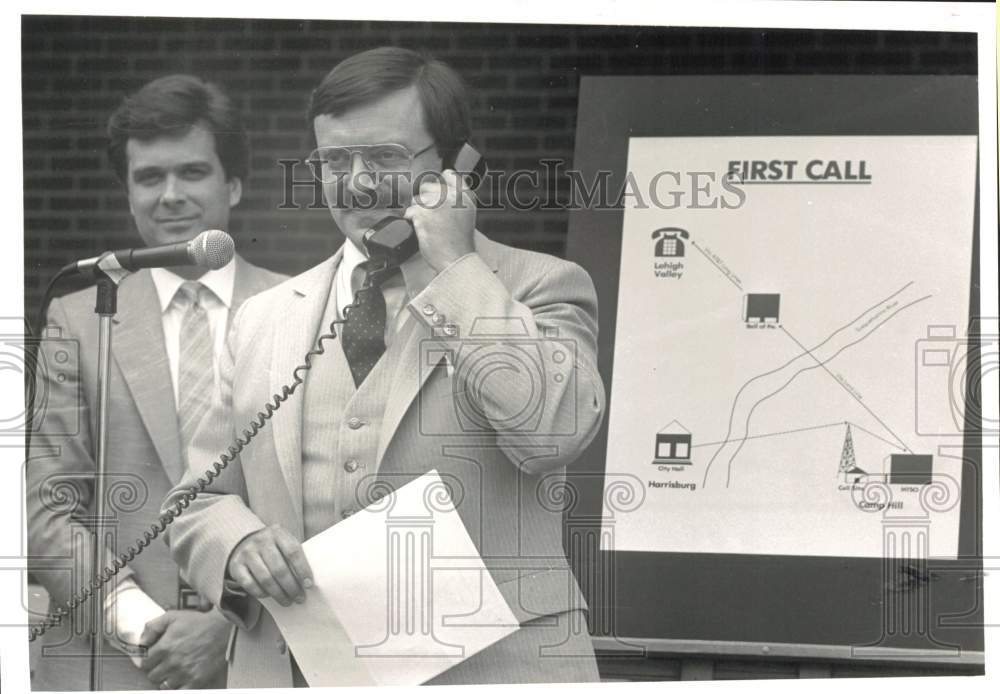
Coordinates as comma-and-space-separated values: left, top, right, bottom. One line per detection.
104, 577, 165, 668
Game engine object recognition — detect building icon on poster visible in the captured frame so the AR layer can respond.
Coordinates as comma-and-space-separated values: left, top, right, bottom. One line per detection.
743, 293, 781, 324
654, 420, 692, 464
888, 454, 934, 485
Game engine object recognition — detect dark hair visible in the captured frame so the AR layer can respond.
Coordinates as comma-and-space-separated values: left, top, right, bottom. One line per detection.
107, 74, 248, 184
308, 47, 471, 165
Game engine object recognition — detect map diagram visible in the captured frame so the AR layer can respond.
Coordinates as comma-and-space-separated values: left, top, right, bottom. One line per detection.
601, 136, 984, 559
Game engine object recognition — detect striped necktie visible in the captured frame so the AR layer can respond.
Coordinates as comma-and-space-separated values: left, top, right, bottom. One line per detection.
175, 281, 215, 459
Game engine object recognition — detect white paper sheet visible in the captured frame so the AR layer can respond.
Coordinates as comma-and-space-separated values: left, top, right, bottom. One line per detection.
263, 469, 520, 686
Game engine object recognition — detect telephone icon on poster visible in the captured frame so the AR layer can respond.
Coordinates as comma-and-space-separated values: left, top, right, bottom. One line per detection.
652, 227, 689, 258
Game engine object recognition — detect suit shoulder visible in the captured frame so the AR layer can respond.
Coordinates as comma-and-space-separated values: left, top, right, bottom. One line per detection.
230, 271, 297, 333
480, 235, 594, 290
47, 270, 149, 323
49, 285, 98, 318
239, 251, 337, 315
239, 258, 288, 289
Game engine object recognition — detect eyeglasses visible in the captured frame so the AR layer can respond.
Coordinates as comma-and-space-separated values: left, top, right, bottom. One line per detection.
307, 142, 436, 183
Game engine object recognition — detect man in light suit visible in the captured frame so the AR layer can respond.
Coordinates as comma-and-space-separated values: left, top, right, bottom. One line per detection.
26, 75, 285, 690
163, 47, 606, 686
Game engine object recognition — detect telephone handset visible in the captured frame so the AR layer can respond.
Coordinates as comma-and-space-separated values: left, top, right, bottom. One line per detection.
28, 143, 487, 642
361, 142, 486, 267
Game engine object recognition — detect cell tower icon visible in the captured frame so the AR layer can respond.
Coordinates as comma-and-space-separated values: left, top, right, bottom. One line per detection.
838, 423, 867, 483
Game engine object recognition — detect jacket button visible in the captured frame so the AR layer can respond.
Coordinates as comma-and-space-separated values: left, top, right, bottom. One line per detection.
443, 323, 458, 337
347, 417, 363, 429
341, 509, 355, 519
344, 459, 359, 473
276, 638, 287, 655
432, 313, 446, 325
422, 304, 436, 316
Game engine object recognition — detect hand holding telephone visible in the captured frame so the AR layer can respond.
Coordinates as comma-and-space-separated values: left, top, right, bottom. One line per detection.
362, 142, 485, 268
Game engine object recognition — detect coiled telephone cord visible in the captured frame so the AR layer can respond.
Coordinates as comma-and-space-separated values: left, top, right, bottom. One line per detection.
27, 295, 369, 642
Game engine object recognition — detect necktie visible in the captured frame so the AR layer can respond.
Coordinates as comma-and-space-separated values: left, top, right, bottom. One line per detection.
176, 281, 215, 459
341, 261, 400, 387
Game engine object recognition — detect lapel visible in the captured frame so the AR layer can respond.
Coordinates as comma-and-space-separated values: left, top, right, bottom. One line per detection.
229, 255, 270, 328
269, 249, 344, 526
111, 271, 185, 484
375, 234, 501, 468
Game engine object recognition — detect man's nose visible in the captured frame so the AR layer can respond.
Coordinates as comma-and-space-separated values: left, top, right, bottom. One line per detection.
160, 174, 187, 205
344, 153, 377, 199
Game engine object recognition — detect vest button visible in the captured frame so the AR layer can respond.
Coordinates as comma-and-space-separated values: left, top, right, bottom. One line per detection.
443, 323, 458, 337
422, 304, 436, 316
347, 417, 363, 429
344, 459, 359, 473
276, 638, 287, 655
432, 313, 446, 325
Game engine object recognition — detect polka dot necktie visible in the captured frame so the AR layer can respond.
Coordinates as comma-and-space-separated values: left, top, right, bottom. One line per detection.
341, 261, 401, 387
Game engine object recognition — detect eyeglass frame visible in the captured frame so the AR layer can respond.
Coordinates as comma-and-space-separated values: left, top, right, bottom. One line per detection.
306, 141, 438, 183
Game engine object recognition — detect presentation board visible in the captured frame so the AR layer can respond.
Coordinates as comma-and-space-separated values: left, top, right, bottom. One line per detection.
604, 134, 975, 560
565, 75, 985, 661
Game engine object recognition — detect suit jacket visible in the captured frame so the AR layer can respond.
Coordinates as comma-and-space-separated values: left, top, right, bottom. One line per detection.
163, 232, 607, 687
26, 256, 285, 691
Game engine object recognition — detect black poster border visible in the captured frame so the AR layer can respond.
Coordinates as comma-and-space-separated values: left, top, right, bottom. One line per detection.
564, 74, 983, 658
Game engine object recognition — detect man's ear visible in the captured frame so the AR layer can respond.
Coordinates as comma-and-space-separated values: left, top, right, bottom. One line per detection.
228, 177, 243, 208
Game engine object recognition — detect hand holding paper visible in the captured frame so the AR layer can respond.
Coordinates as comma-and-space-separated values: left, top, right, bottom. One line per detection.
262, 470, 521, 686
227, 524, 314, 606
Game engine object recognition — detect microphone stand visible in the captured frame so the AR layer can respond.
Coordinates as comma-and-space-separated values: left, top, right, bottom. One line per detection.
35, 238, 230, 689
88, 257, 128, 692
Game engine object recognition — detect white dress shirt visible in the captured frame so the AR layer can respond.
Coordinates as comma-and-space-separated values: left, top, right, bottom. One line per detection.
335, 238, 439, 347
105, 260, 235, 659
149, 260, 236, 405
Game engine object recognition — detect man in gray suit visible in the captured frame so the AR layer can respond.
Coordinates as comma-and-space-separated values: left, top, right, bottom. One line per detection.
164, 47, 606, 686
27, 75, 285, 690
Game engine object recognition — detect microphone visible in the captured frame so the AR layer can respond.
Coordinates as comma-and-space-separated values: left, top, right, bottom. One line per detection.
71, 229, 235, 276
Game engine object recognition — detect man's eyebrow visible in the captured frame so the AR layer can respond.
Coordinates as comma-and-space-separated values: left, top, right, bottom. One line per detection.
130, 165, 163, 177
131, 160, 213, 176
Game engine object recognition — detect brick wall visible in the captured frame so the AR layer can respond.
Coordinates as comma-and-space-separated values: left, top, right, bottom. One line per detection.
21, 16, 977, 316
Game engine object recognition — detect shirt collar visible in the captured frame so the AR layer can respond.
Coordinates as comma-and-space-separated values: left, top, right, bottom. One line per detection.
339, 237, 438, 299
339, 237, 368, 293
150, 257, 236, 312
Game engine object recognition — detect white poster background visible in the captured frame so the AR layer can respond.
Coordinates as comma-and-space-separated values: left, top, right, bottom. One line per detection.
602, 135, 978, 559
